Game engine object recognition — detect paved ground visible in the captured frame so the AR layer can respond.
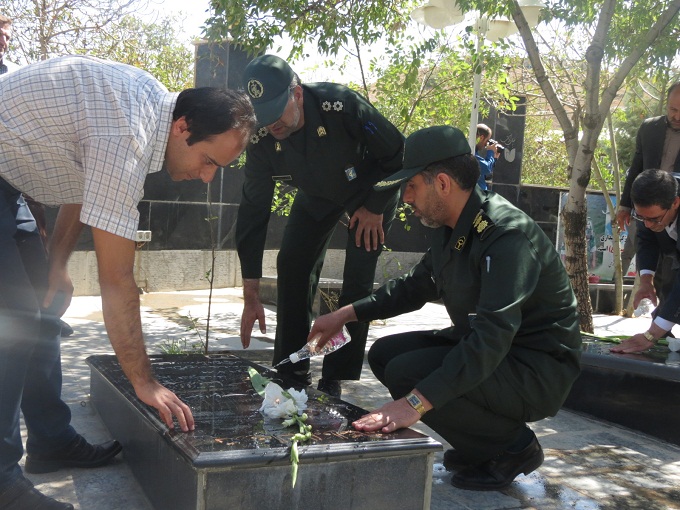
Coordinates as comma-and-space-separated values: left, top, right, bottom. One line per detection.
21, 288, 680, 509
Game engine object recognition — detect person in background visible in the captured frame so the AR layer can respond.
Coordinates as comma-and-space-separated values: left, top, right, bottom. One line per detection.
0, 55, 255, 510
0, 15, 19, 75
612, 169, 680, 353
474, 123, 500, 190
236, 55, 404, 398
309, 125, 581, 491
616, 83, 680, 308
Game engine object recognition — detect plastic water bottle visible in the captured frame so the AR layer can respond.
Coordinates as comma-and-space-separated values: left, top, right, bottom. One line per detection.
633, 298, 653, 317
275, 326, 351, 367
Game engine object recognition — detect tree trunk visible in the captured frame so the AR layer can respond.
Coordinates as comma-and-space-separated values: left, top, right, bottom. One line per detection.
561, 197, 593, 332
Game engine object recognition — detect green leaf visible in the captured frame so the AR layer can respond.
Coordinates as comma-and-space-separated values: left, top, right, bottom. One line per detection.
247, 367, 271, 397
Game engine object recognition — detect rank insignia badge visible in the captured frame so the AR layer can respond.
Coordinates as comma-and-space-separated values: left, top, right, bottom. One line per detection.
455, 236, 466, 251
317, 126, 327, 137
345, 166, 357, 181
472, 211, 496, 240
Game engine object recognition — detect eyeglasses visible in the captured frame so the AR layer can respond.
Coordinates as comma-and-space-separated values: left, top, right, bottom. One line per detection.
631, 208, 670, 225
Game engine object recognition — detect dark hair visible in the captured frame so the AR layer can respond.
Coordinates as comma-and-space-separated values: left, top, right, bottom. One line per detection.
631, 169, 678, 209
420, 154, 480, 192
668, 82, 680, 100
476, 123, 491, 138
173, 88, 256, 146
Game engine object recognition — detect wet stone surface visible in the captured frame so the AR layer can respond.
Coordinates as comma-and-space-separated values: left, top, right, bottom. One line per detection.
581, 335, 680, 371
87, 354, 425, 455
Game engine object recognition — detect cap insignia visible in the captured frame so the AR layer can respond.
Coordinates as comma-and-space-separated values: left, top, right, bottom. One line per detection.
374, 178, 402, 189
247, 79, 264, 99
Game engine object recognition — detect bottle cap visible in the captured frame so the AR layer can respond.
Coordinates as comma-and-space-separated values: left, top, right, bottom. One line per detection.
289, 353, 300, 364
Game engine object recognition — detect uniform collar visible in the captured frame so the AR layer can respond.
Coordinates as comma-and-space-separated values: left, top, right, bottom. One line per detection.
437, 187, 486, 253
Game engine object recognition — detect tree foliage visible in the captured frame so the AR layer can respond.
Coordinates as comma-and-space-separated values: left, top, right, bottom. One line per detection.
3, 0, 194, 91
207, 0, 417, 60
3, 0, 142, 63
204, 0, 680, 329
78, 15, 194, 91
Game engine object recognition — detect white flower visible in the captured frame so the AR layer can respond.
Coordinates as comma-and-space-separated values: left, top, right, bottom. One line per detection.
286, 387, 308, 412
259, 382, 307, 419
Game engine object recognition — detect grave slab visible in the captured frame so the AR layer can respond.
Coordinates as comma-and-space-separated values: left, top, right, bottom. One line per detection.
87, 354, 441, 510
564, 336, 680, 446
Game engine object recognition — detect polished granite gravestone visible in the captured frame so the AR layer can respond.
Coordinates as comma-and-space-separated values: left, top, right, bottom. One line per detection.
87, 354, 441, 510
564, 335, 680, 446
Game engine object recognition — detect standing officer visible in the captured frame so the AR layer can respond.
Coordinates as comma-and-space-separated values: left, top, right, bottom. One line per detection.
236, 55, 404, 397
309, 126, 581, 490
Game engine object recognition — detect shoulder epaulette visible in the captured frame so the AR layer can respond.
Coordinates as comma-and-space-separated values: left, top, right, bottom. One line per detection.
472, 210, 496, 240
250, 127, 270, 145
321, 99, 345, 113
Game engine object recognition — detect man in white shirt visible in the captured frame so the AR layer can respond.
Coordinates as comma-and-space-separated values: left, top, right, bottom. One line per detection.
0, 55, 255, 510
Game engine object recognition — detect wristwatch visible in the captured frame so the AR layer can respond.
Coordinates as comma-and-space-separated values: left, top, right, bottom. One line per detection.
405, 392, 426, 416
642, 331, 657, 344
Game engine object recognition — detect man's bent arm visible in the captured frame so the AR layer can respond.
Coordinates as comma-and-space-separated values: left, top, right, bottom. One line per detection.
45, 204, 84, 314
92, 227, 194, 431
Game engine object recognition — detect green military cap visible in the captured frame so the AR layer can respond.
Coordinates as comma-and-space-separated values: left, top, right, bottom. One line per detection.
243, 54, 295, 127
374, 125, 471, 190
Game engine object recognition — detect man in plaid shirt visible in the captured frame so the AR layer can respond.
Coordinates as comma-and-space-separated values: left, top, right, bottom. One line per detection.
0, 55, 255, 510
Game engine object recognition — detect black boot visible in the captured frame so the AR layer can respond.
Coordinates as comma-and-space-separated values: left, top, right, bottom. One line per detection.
451, 432, 544, 491
317, 379, 342, 398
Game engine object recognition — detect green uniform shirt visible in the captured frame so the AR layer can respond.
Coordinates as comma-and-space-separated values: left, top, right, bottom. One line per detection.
236, 83, 404, 279
353, 187, 581, 415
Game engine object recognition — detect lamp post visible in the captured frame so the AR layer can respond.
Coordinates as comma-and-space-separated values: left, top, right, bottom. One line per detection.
411, 0, 544, 151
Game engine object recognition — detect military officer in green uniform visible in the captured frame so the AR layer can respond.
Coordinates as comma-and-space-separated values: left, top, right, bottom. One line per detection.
309, 126, 581, 490
236, 55, 404, 397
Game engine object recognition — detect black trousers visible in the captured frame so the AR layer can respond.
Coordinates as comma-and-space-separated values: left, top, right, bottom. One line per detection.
368, 329, 543, 464
273, 190, 399, 381
0, 179, 76, 490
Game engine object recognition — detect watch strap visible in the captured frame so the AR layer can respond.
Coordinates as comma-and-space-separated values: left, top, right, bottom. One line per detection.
405, 392, 426, 416
643, 330, 657, 344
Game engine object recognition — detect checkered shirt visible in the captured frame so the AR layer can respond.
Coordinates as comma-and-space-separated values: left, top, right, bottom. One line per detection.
0, 55, 178, 240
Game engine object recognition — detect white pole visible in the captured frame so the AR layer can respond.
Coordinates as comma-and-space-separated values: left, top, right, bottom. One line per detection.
468, 19, 486, 152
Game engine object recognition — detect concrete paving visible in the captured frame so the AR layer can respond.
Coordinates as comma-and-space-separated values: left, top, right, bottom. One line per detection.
20, 288, 680, 509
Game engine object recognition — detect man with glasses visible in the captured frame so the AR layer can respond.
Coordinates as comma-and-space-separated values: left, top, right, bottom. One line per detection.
236, 55, 404, 397
612, 169, 680, 353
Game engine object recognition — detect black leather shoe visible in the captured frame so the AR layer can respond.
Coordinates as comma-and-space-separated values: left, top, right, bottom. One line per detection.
278, 370, 312, 387
0, 477, 73, 510
451, 435, 544, 491
59, 320, 74, 337
317, 379, 342, 398
443, 449, 476, 472
24, 435, 122, 474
